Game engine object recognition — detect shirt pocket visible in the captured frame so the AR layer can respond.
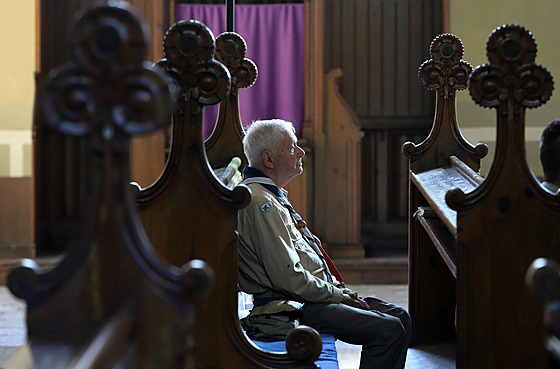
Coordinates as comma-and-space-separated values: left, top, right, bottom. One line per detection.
293, 236, 324, 274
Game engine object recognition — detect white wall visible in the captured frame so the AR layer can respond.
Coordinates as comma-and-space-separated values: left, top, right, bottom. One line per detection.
0, 0, 34, 177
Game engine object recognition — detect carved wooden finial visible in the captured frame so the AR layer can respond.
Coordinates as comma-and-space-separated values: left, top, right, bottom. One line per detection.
205, 32, 258, 170
469, 24, 553, 113
448, 25, 554, 212
136, 20, 249, 217
160, 20, 231, 106
215, 32, 258, 96
43, 2, 176, 142
418, 33, 472, 100
403, 33, 487, 172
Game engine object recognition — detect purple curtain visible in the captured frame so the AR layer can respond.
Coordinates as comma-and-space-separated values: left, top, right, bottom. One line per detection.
175, 4, 305, 138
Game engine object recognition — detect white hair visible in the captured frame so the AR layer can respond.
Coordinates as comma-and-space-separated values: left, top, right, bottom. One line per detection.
243, 119, 297, 167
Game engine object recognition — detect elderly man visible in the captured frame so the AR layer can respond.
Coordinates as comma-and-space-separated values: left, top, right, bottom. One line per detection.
237, 119, 411, 369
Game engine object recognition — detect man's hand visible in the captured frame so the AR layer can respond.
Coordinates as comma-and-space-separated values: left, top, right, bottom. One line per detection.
341, 288, 370, 310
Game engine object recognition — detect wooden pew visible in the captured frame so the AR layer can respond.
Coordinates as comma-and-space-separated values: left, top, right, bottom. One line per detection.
403, 27, 560, 369
5, 2, 212, 368
403, 32, 485, 347
134, 19, 326, 368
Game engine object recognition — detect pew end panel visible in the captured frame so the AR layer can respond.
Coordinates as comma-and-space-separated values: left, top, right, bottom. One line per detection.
453, 182, 560, 368
450, 24, 559, 369
312, 68, 364, 258
402, 34, 487, 175
134, 19, 330, 368
7, 3, 213, 368
406, 26, 560, 369
403, 33, 485, 348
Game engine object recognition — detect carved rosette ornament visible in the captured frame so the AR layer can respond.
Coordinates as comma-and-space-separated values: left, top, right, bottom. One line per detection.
161, 20, 231, 106
215, 32, 258, 96
403, 33, 487, 171
43, 5, 176, 139
418, 33, 472, 100
447, 24, 554, 212
469, 25, 553, 114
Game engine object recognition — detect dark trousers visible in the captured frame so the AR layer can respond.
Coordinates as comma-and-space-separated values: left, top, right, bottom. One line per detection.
300, 297, 411, 369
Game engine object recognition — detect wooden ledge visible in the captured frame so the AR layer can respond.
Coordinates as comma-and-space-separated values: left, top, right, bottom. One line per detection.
410, 156, 483, 235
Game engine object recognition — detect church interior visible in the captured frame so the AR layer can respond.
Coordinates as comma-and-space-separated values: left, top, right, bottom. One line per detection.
1, 0, 560, 368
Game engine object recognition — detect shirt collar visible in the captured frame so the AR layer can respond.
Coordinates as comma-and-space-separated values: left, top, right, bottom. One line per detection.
241, 166, 288, 197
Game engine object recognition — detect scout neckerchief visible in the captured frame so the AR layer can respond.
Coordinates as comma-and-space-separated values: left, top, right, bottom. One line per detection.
241, 166, 344, 286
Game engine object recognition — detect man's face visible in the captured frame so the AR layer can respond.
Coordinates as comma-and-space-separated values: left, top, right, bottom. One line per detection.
275, 131, 305, 182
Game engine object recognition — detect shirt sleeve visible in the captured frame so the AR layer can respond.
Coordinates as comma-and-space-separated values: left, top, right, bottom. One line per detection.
239, 189, 344, 304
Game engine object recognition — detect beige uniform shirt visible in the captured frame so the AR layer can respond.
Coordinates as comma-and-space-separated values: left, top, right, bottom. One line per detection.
238, 180, 344, 304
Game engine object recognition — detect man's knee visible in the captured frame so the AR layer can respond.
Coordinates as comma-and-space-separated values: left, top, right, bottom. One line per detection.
387, 317, 408, 344
361, 315, 407, 347
400, 309, 412, 337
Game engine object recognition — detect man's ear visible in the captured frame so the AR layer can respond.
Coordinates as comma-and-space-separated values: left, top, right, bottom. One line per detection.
262, 150, 275, 169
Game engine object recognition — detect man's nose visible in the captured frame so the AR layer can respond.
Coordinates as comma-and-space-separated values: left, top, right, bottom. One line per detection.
297, 146, 305, 157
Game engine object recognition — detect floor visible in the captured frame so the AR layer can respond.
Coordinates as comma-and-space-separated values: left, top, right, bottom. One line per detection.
336, 284, 455, 369
0, 284, 455, 369
0, 286, 24, 369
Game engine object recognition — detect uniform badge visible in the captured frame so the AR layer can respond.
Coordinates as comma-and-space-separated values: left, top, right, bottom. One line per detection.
260, 202, 272, 213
